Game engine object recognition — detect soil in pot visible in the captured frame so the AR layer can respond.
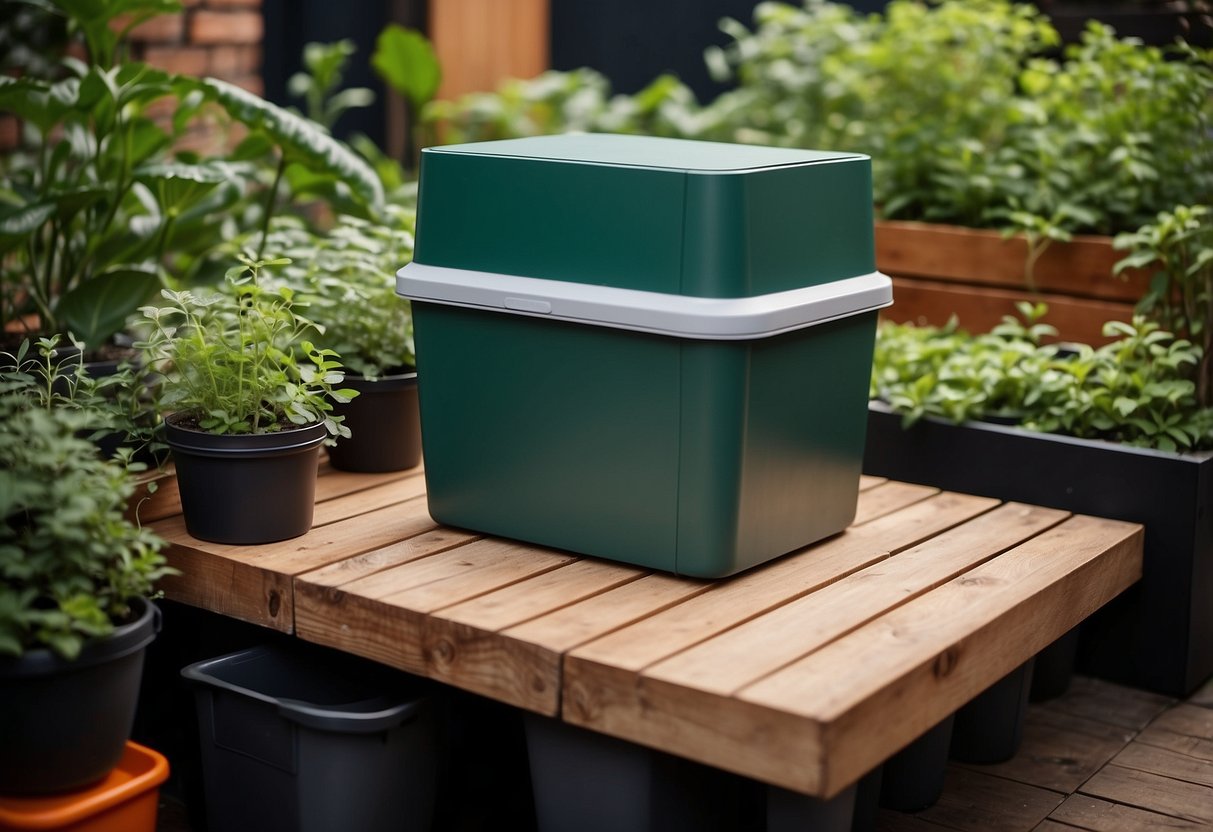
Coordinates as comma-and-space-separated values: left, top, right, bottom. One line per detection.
326, 370, 421, 474
165, 416, 327, 545
0, 598, 161, 796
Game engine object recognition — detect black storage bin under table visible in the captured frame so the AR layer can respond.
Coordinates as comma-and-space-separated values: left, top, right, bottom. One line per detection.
182, 642, 436, 832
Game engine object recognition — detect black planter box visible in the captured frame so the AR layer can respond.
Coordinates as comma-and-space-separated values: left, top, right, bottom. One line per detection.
864, 402, 1213, 696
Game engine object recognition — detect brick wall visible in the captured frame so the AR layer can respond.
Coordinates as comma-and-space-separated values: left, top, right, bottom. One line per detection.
129, 0, 265, 96
0, 0, 264, 152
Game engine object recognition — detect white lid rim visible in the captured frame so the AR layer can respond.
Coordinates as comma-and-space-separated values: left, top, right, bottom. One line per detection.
396, 263, 892, 341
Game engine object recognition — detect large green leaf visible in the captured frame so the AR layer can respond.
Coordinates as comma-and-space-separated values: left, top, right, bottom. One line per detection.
0, 77, 77, 134
371, 24, 441, 111
196, 78, 384, 211
0, 201, 55, 238
56, 266, 160, 348
135, 161, 230, 213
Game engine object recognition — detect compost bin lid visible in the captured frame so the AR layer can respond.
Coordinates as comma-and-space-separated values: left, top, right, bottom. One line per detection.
412, 134, 878, 299
426, 134, 863, 172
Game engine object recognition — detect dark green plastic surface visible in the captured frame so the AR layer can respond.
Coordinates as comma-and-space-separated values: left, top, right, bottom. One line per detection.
414, 135, 873, 298
413, 304, 877, 578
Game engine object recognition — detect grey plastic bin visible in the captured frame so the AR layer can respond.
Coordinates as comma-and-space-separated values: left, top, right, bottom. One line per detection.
182, 643, 436, 832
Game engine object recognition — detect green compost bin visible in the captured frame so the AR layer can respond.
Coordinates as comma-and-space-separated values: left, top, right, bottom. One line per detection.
397, 134, 892, 578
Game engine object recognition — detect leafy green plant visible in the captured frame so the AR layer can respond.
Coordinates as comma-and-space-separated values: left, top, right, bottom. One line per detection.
0, 391, 170, 659
251, 208, 416, 379
371, 23, 441, 172
288, 39, 375, 131
0, 335, 165, 470
137, 255, 356, 437
0, 0, 250, 350
422, 67, 700, 146
703, 0, 1213, 243
1114, 204, 1213, 407
872, 303, 1211, 452
185, 78, 385, 254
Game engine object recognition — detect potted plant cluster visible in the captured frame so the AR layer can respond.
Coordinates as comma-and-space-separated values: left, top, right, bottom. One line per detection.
137, 255, 356, 545
0, 379, 170, 795
256, 208, 422, 473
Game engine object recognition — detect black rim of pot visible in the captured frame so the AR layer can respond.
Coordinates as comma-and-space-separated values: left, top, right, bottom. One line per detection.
163, 413, 329, 456
0, 597, 161, 679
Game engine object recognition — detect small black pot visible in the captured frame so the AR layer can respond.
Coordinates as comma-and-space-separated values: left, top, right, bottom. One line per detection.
165, 416, 327, 545
327, 371, 422, 474
0, 598, 161, 795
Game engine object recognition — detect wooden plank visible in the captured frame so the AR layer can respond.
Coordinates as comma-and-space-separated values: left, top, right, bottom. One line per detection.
1033, 821, 1081, 832
418, 560, 649, 712
292, 529, 492, 663
199, 494, 438, 575
569, 492, 1001, 677
1134, 730, 1213, 764
310, 471, 427, 526
158, 543, 292, 631
1043, 676, 1176, 732
296, 538, 580, 713
1143, 703, 1213, 742
333, 538, 569, 602
299, 570, 703, 717
312, 464, 422, 503
489, 572, 712, 713
852, 481, 939, 525
737, 516, 1142, 796
903, 766, 1063, 832
1049, 794, 1211, 831
644, 502, 1068, 698
1079, 765, 1213, 824
430, 0, 549, 100
381, 543, 577, 610
562, 494, 1002, 786
874, 220, 1149, 301
883, 277, 1136, 347
955, 706, 1134, 794
299, 528, 482, 588
128, 469, 181, 523
438, 559, 644, 632
874, 814, 955, 832
859, 475, 887, 491
1109, 742, 1213, 789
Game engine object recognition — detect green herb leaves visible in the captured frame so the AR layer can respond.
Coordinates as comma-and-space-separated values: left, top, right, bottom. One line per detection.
137, 256, 356, 437
872, 304, 1211, 452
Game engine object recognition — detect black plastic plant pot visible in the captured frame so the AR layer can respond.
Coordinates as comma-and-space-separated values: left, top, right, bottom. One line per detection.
165, 416, 327, 545
879, 715, 954, 813
326, 371, 421, 473
950, 660, 1035, 764
0, 598, 160, 796
1031, 627, 1081, 702
524, 714, 752, 832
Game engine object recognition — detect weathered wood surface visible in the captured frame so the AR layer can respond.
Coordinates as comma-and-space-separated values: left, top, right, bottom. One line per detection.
154, 465, 1143, 798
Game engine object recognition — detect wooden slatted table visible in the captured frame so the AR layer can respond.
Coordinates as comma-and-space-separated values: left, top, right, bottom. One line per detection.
148, 465, 1143, 799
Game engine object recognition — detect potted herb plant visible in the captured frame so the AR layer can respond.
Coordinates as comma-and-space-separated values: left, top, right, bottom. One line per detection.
137, 255, 356, 545
866, 301, 1213, 696
257, 209, 421, 473
0, 386, 170, 795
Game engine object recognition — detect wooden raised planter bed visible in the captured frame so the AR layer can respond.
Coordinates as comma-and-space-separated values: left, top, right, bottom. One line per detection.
875, 220, 1151, 344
